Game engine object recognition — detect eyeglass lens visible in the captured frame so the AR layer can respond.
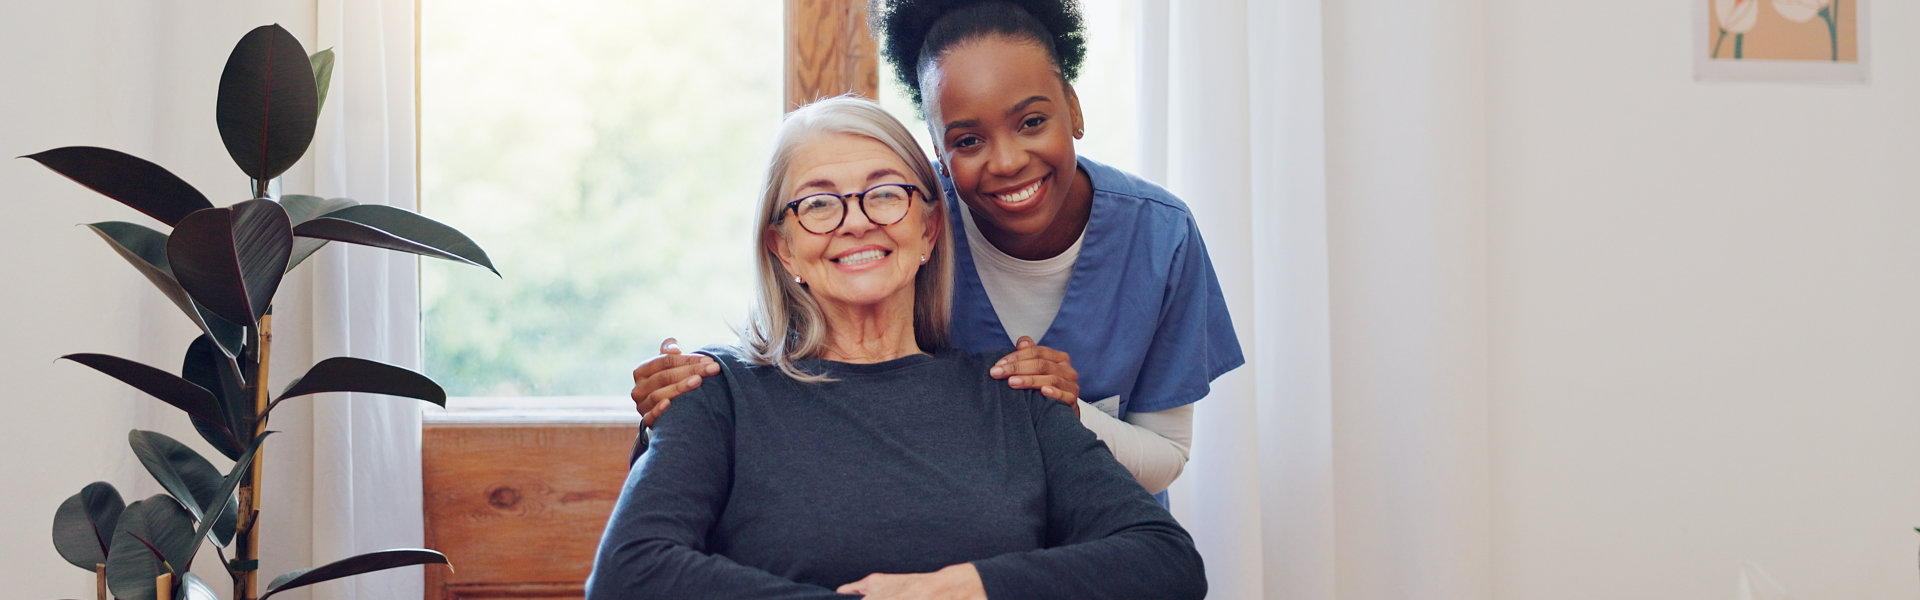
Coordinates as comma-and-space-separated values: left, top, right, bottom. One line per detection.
792, 184, 915, 234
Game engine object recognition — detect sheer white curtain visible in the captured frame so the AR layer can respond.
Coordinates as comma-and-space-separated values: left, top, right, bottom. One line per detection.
308, 1, 425, 599
1147, 1, 1314, 597
1148, 1, 1491, 598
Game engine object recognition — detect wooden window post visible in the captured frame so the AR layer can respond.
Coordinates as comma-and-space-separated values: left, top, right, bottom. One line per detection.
786, 0, 879, 111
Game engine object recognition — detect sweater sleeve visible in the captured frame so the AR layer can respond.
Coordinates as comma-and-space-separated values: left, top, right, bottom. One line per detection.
968, 395, 1208, 600
586, 362, 855, 600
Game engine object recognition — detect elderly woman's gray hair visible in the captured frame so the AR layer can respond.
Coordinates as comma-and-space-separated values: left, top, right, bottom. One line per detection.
742, 96, 954, 380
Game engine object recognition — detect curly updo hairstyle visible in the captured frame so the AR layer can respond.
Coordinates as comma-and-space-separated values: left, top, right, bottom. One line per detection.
869, 0, 1087, 110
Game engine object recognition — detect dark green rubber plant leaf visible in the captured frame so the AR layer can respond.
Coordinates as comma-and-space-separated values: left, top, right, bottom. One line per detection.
52, 481, 124, 571
179, 573, 218, 600
22, 147, 213, 226
310, 48, 335, 116
269, 356, 446, 417
104, 495, 197, 600
87, 222, 246, 358
181, 335, 248, 461
59, 354, 240, 452
292, 204, 499, 276
216, 24, 318, 181
186, 408, 244, 462
187, 432, 271, 559
281, 194, 358, 273
128, 430, 238, 547
260, 549, 450, 600
168, 199, 292, 327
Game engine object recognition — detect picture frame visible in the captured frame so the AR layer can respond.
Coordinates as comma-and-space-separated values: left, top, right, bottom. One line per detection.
1694, 0, 1869, 83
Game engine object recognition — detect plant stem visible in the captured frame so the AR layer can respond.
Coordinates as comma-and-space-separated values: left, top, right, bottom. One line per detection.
234, 310, 274, 600
95, 564, 106, 600
1823, 8, 1837, 61
234, 481, 254, 597
1713, 29, 1728, 59
1735, 33, 1745, 59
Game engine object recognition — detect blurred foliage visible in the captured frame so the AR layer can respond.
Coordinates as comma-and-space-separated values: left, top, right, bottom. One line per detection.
420, 0, 779, 396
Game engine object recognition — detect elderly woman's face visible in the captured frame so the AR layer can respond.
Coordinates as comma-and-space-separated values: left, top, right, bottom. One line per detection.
769, 133, 938, 314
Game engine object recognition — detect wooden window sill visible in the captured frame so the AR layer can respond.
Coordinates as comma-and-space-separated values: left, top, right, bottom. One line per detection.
423, 396, 641, 427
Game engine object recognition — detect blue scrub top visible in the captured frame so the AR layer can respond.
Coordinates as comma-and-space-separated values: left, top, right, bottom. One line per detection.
944, 155, 1244, 420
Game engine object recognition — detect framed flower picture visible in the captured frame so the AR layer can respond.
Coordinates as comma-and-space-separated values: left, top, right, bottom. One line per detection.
1695, 0, 1869, 83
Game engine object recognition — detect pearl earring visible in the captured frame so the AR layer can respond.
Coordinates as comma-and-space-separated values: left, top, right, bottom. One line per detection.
919, 254, 928, 264
794, 276, 803, 284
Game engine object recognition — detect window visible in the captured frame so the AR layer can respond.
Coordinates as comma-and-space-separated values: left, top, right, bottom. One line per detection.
420, 0, 781, 400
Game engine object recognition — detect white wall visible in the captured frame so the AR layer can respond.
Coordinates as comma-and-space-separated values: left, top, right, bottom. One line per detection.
1, 2, 317, 598
1487, 1, 1920, 598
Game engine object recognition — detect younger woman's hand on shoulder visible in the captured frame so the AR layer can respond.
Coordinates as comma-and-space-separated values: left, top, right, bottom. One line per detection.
630, 337, 719, 426
835, 563, 985, 600
990, 336, 1080, 415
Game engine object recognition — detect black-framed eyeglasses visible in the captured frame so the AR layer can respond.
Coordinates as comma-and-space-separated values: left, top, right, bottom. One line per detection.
778, 183, 923, 235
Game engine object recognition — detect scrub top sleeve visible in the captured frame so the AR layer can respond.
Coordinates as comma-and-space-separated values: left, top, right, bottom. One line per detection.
1126, 215, 1245, 415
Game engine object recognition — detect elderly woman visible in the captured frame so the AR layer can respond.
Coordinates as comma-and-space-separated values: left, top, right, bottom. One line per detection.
585, 97, 1205, 600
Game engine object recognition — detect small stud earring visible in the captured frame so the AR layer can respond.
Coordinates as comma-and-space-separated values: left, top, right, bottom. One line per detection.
794, 276, 803, 285
920, 254, 928, 264
1074, 127, 1085, 138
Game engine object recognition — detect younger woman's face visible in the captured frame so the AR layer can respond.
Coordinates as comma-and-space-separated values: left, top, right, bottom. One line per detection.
921, 36, 1086, 249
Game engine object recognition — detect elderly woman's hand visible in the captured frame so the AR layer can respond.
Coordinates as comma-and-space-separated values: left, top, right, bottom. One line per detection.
630, 337, 719, 426
835, 563, 986, 600
988, 336, 1080, 415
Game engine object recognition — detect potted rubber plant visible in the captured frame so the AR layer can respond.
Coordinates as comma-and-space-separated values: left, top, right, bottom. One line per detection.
25, 24, 495, 600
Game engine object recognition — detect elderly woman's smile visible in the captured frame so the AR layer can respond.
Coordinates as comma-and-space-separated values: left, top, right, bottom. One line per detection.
832, 247, 891, 266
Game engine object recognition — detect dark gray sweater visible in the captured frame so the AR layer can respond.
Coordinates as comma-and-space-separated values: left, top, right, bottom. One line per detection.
586, 347, 1206, 599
